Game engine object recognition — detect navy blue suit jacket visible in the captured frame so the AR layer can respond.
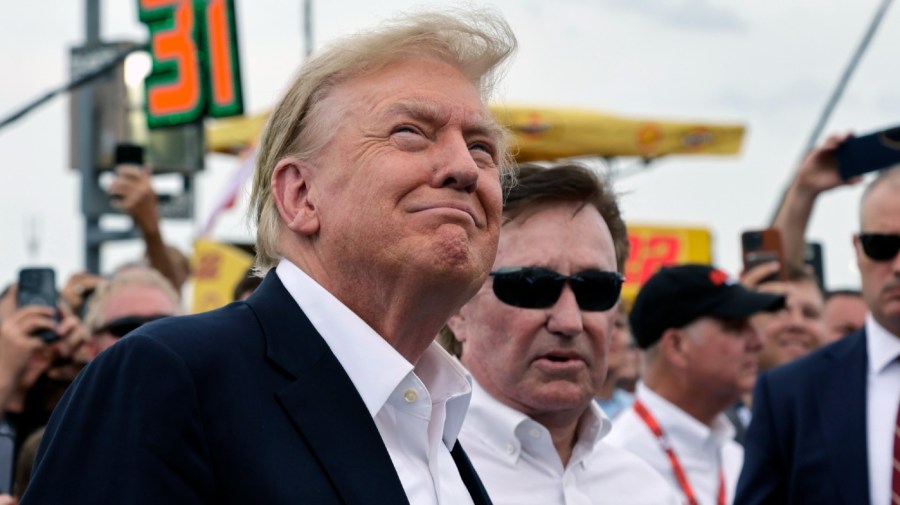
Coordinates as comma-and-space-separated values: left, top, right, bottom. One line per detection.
735, 329, 869, 505
21, 273, 492, 505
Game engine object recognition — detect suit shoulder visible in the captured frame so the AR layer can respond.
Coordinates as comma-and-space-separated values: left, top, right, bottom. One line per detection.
128, 301, 260, 351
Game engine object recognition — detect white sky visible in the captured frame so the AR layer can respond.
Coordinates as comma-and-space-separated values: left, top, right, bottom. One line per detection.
1, 0, 898, 290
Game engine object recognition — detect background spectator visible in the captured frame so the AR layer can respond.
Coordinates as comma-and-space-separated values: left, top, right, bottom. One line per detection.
107, 159, 191, 292
770, 133, 861, 269
82, 266, 181, 359
0, 285, 86, 495
821, 289, 867, 344
736, 166, 900, 505
596, 303, 636, 419
607, 264, 784, 505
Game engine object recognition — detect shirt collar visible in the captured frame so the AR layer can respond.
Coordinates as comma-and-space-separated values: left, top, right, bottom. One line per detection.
275, 259, 472, 447
866, 313, 900, 375
464, 379, 611, 464
636, 382, 735, 447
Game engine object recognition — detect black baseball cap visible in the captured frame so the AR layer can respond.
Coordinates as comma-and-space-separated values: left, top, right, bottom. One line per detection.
629, 264, 785, 349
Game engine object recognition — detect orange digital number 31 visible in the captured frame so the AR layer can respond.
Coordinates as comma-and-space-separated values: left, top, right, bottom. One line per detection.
139, 0, 243, 128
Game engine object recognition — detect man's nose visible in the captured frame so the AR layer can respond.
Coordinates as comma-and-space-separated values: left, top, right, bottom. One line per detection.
746, 325, 764, 351
546, 285, 584, 338
434, 135, 479, 193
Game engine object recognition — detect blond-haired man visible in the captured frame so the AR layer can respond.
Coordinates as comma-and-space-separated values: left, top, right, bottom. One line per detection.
24, 10, 515, 505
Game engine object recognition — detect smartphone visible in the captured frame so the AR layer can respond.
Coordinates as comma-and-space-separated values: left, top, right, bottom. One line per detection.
741, 229, 787, 282
837, 126, 900, 180
114, 143, 144, 166
16, 267, 60, 343
110, 143, 145, 202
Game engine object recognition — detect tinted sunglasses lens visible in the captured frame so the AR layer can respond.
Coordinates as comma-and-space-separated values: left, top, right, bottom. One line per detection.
861, 234, 900, 261
104, 319, 143, 338
491, 268, 564, 309
100, 315, 168, 338
571, 271, 623, 311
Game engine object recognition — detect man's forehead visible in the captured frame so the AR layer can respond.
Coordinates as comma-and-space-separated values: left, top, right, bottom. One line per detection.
861, 175, 900, 225
381, 98, 499, 133
496, 205, 616, 266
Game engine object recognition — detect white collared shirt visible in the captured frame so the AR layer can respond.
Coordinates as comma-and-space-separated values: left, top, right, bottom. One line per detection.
865, 314, 900, 505
458, 381, 681, 505
605, 382, 743, 505
276, 260, 474, 505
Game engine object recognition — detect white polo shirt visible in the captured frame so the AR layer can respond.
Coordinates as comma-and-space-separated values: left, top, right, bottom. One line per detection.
459, 380, 680, 505
606, 382, 743, 505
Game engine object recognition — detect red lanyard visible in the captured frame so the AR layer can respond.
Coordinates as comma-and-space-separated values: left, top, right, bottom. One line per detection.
632, 400, 726, 505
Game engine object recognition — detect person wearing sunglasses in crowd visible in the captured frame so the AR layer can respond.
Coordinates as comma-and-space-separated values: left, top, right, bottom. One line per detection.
82, 266, 181, 359
736, 167, 900, 505
447, 163, 680, 505
605, 264, 785, 505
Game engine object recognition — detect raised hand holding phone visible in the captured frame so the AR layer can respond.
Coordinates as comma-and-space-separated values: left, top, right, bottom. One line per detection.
741, 229, 787, 283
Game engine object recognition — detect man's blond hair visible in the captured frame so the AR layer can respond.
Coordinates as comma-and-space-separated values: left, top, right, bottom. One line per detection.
248, 9, 517, 274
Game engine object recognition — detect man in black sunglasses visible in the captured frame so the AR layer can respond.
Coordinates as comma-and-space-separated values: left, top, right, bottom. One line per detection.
737, 167, 900, 505
448, 163, 680, 504
82, 266, 180, 359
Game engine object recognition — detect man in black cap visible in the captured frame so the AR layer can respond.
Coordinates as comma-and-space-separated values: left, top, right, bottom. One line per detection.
605, 264, 784, 505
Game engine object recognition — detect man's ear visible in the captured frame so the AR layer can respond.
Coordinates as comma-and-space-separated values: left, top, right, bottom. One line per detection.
447, 313, 467, 343
660, 328, 690, 369
272, 157, 319, 236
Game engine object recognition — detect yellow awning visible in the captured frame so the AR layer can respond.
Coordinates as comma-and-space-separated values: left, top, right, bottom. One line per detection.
206, 105, 745, 160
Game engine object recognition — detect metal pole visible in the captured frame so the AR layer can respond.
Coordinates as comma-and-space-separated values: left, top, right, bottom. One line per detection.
801, 0, 893, 154
770, 0, 893, 226
80, 0, 102, 272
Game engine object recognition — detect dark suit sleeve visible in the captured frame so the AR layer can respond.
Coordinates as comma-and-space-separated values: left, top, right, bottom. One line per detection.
734, 372, 787, 505
21, 335, 214, 505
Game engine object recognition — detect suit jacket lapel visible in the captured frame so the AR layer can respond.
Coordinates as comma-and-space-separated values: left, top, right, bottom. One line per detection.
247, 273, 409, 505
451, 442, 494, 505
816, 329, 870, 505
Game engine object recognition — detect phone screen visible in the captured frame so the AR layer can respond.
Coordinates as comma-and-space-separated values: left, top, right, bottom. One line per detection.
16, 267, 60, 343
741, 229, 787, 282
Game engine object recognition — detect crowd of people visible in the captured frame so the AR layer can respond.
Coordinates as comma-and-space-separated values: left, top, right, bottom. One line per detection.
0, 8, 896, 505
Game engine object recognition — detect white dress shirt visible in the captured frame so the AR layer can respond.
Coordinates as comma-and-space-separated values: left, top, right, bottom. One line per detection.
459, 380, 680, 505
605, 382, 743, 505
865, 314, 900, 505
276, 260, 474, 505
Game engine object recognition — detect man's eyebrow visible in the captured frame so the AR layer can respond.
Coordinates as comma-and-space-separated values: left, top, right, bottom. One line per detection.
384, 99, 503, 141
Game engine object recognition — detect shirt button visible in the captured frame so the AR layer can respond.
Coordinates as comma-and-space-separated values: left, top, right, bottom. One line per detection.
506, 443, 515, 455
403, 389, 418, 403
529, 427, 541, 438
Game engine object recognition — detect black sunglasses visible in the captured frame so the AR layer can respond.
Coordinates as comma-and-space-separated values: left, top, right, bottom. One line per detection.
489, 267, 624, 311
859, 233, 900, 261
95, 314, 170, 338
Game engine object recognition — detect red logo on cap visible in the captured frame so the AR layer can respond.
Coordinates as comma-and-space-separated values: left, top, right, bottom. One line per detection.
709, 269, 728, 286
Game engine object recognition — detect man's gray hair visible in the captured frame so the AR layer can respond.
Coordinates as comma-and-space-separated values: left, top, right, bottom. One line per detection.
84, 266, 182, 334
248, 8, 518, 275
